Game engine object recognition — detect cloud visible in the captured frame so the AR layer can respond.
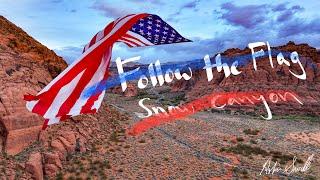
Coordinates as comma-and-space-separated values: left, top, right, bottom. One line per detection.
217, 2, 319, 42
90, 0, 165, 19
220, 2, 269, 29
51, 0, 63, 3
276, 5, 304, 22
278, 18, 320, 37
123, 2, 320, 62
272, 3, 287, 11
219, 2, 305, 28
90, 1, 132, 18
57, 1, 320, 65
54, 46, 83, 64
127, 0, 164, 5
182, 0, 199, 9
167, 0, 199, 22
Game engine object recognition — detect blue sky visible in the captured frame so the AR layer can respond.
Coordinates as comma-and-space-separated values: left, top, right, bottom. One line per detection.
0, 0, 319, 64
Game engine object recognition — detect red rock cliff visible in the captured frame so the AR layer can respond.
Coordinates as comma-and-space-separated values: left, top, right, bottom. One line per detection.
0, 15, 67, 155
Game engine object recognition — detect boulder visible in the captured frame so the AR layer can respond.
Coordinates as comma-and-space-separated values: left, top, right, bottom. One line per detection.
25, 152, 43, 180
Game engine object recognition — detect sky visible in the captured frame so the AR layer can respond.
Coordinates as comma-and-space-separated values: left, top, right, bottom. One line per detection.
0, 0, 319, 64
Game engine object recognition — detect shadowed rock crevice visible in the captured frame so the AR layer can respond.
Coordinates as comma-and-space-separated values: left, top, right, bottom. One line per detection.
0, 120, 7, 153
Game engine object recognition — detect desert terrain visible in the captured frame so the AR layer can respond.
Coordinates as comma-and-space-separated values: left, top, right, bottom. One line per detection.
0, 14, 319, 179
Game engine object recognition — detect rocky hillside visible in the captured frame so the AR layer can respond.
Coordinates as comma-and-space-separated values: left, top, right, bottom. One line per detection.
0, 15, 68, 155
0, 16, 67, 77
172, 41, 320, 116
0, 16, 132, 179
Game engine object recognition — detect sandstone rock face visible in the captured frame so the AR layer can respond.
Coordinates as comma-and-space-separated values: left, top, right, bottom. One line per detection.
0, 16, 67, 155
109, 83, 138, 97
35, 104, 126, 177
25, 152, 43, 180
172, 42, 320, 116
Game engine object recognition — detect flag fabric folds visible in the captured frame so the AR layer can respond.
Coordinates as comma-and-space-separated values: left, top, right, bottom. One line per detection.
24, 13, 191, 129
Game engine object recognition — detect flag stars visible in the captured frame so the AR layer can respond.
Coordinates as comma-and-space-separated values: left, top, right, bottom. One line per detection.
129, 15, 190, 45
139, 29, 144, 35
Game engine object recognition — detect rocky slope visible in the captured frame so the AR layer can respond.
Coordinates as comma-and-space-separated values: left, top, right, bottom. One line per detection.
0, 15, 68, 155
0, 103, 130, 179
172, 41, 320, 117
0, 16, 132, 179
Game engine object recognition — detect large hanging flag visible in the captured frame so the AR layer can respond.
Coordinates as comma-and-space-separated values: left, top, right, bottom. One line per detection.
24, 13, 191, 129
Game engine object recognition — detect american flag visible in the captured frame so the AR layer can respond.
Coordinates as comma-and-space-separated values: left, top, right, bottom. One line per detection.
24, 13, 191, 129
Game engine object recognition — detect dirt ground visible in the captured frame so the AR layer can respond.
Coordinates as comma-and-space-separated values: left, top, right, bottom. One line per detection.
101, 92, 320, 179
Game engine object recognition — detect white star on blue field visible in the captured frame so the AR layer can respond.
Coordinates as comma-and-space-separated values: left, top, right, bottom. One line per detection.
0, 0, 319, 64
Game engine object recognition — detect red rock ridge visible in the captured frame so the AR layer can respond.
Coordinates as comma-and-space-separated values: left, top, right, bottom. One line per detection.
171, 41, 320, 116
0, 15, 67, 155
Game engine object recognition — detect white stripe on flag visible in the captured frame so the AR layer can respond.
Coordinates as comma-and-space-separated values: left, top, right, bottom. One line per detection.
38, 16, 125, 95
114, 14, 135, 27
84, 43, 90, 53
121, 36, 145, 46
96, 30, 105, 43
43, 70, 85, 120
42, 14, 141, 96
118, 39, 137, 47
68, 47, 111, 116
126, 31, 154, 45
105, 14, 139, 40
92, 90, 106, 111
26, 100, 38, 112
48, 117, 60, 125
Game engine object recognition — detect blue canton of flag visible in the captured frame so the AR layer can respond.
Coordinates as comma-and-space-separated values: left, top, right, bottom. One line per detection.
129, 15, 191, 45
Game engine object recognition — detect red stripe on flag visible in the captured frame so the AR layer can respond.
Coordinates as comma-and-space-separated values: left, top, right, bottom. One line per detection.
24, 94, 38, 101
42, 119, 49, 130
89, 34, 98, 47
119, 37, 139, 47
80, 55, 111, 113
123, 33, 148, 46
28, 13, 149, 127
56, 53, 103, 117
114, 14, 135, 26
